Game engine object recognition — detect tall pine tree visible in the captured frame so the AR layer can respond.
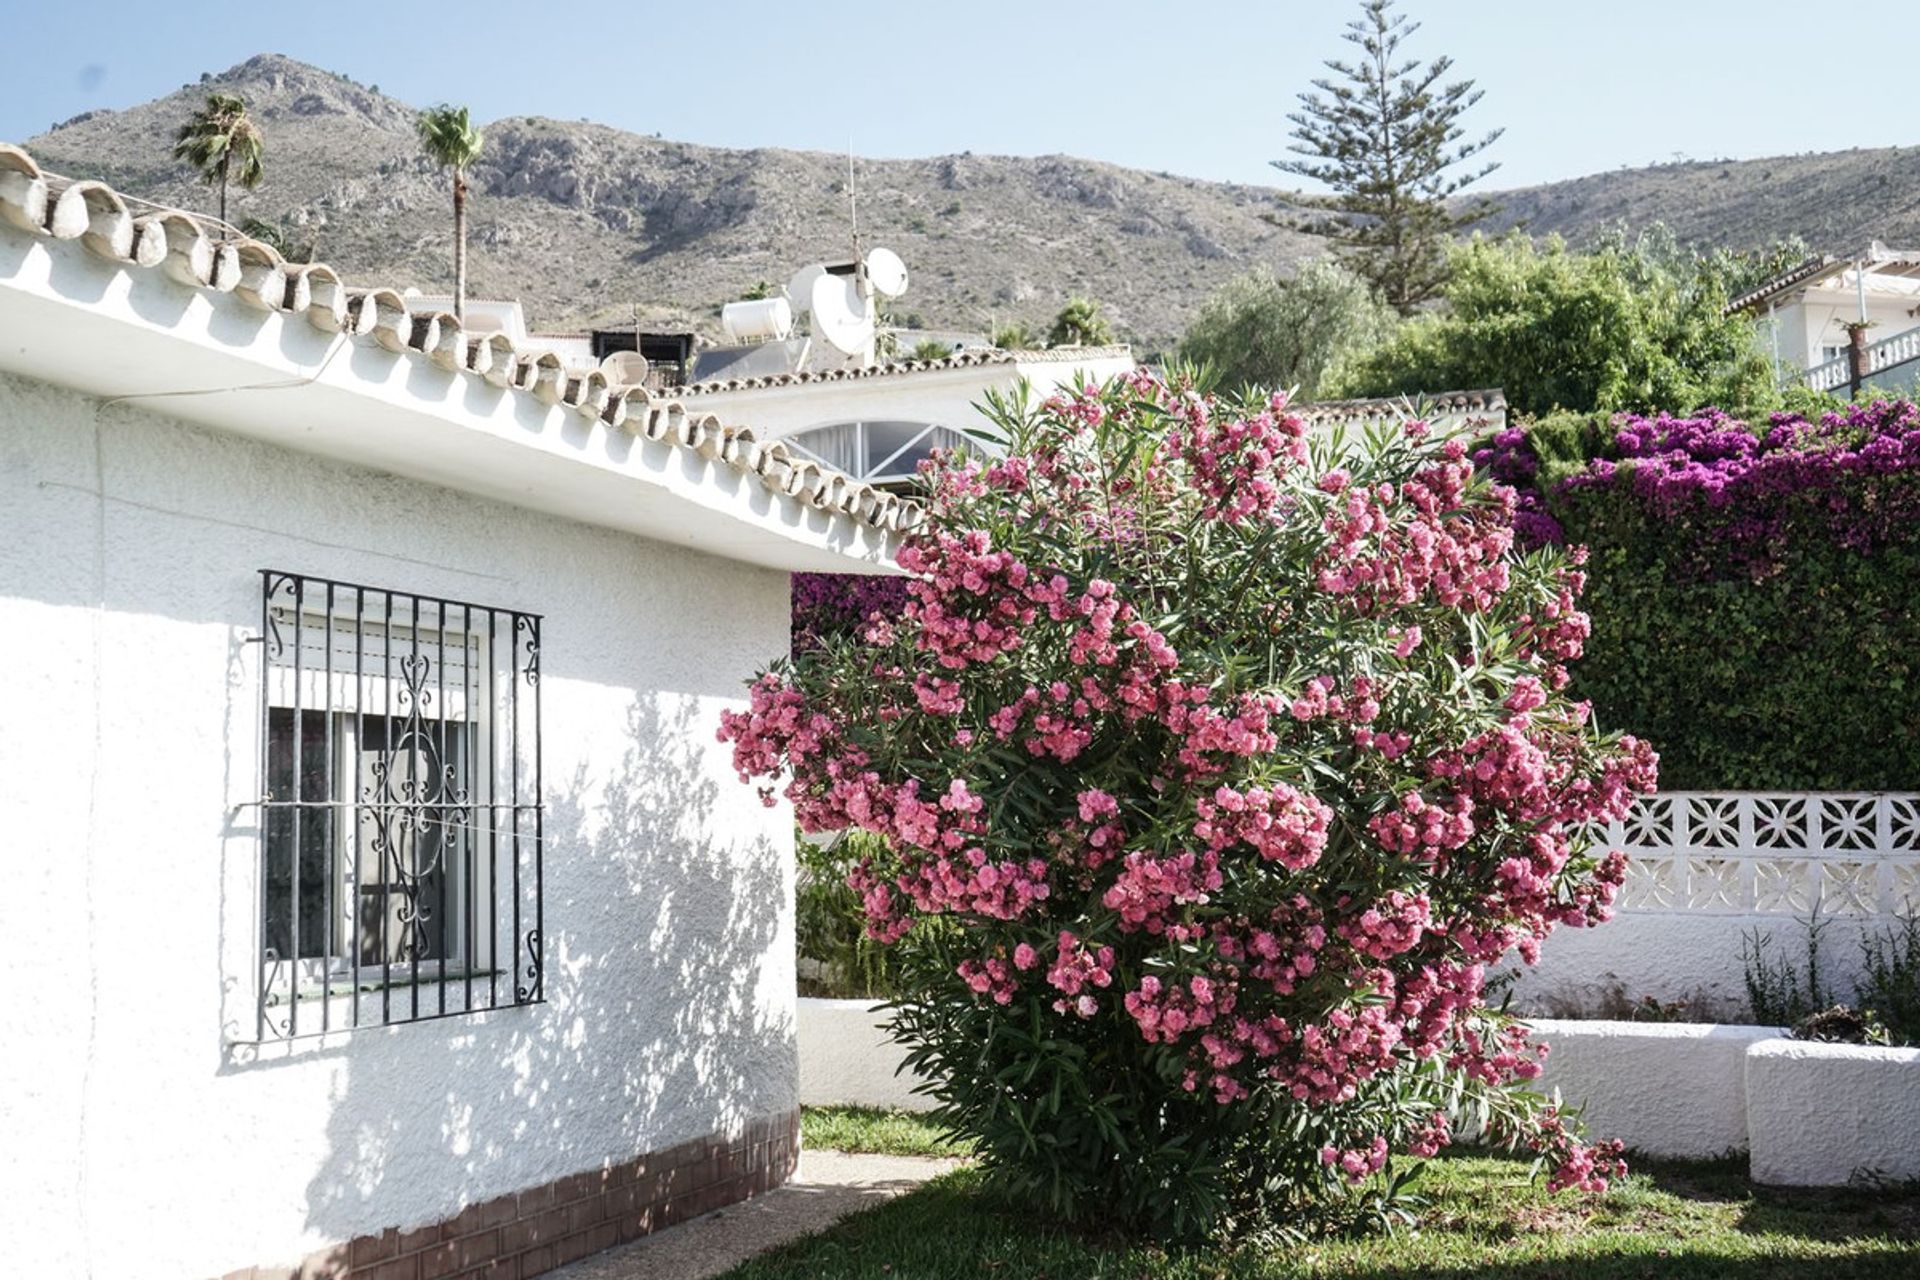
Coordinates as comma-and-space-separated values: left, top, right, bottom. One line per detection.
1273, 0, 1502, 314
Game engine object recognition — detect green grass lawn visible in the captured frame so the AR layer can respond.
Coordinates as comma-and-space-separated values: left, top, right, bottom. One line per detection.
745, 1110, 1920, 1278
800, 1104, 973, 1158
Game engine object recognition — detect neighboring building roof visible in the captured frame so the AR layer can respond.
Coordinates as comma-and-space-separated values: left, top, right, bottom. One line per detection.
1723, 256, 1848, 317
1724, 246, 1920, 318
681, 345, 1134, 396
1296, 388, 1507, 424
0, 143, 919, 568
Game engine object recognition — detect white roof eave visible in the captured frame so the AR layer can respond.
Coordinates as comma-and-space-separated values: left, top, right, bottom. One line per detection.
0, 231, 905, 576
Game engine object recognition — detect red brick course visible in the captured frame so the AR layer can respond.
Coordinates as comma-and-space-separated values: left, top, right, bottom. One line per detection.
216, 1108, 800, 1280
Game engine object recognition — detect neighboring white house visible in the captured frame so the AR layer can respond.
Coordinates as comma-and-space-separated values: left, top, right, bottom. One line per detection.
0, 143, 912, 1280
680, 345, 1138, 487
677, 359, 1503, 490
1728, 244, 1920, 394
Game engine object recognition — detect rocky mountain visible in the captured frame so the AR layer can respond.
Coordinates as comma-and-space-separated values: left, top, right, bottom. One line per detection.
20, 55, 1316, 348
20, 54, 1920, 348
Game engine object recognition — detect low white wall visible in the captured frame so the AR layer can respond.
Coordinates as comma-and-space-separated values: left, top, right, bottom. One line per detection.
798, 997, 933, 1111
1747, 1039, 1920, 1186
1527, 1018, 1775, 1158
1516, 791, 1920, 1021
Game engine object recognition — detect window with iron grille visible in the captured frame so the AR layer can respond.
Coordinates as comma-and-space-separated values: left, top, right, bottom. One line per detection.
255, 570, 543, 1039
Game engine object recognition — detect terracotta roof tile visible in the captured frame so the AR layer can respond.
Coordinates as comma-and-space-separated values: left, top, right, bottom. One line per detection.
0, 142, 924, 540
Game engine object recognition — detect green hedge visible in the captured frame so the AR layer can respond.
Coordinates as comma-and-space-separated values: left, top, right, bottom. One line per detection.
1568, 501, 1920, 790
1487, 407, 1920, 791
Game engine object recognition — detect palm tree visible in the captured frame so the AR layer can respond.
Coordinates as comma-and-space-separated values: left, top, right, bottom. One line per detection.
990, 320, 1034, 350
172, 93, 265, 230
416, 104, 485, 322
1048, 296, 1114, 348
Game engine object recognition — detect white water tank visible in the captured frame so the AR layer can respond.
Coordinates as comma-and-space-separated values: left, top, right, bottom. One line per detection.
722, 297, 795, 342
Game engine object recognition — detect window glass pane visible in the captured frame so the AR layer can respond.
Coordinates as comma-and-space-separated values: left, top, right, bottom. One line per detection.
862, 421, 930, 471
256, 569, 542, 1035
264, 708, 333, 961
788, 422, 863, 474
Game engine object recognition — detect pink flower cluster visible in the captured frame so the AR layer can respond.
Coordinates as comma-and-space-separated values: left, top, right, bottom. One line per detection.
1047, 931, 1117, 1017
1321, 1136, 1389, 1183
1193, 783, 1334, 870
1125, 973, 1232, 1044
1168, 391, 1310, 523
1103, 849, 1222, 932
1317, 448, 1515, 613
1335, 891, 1431, 959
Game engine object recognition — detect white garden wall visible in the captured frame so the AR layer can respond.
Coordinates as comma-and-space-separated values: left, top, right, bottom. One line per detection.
1526, 1018, 1773, 1158
1747, 1040, 1920, 1186
0, 368, 798, 1278
1519, 792, 1920, 1019
798, 998, 934, 1111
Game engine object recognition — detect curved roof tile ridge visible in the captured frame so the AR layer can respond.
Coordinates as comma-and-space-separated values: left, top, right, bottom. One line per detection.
680, 341, 1137, 395
1296, 388, 1507, 422
0, 141, 915, 540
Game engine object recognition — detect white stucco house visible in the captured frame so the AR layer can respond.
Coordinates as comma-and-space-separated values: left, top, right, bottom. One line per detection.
679, 344, 1138, 487
1728, 243, 1920, 394
0, 142, 915, 1280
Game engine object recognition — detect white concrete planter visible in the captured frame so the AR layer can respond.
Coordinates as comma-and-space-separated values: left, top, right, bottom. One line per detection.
1527, 1018, 1778, 1158
794, 1002, 1920, 1187
1747, 1038, 1920, 1186
797, 997, 933, 1111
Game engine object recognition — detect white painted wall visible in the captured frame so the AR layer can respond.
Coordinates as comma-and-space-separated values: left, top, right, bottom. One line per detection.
0, 367, 799, 1278
1514, 793, 1920, 1021
1526, 1019, 1775, 1158
1747, 1039, 1920, 1185
1516, 913, 1896, 1022
797, 998, 933, 1112
1768, 285, 1920, 371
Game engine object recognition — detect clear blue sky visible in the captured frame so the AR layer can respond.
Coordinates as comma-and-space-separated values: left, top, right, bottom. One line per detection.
0, 0, 1904, 191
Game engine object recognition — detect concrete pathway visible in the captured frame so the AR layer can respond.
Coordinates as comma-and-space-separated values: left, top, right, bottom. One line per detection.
547, 1149, 964, 1280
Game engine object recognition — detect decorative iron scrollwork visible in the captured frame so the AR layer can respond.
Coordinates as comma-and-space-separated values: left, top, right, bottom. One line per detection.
517, 928, 543, 1003
253, 569, 545, 1043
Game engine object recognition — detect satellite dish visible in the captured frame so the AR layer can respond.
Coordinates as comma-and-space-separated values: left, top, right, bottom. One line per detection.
865, 247, 909, 299
600, 350, 651, 385
810, 272, 874, 357
722, 297, 794, 342
787, 263, 829, 314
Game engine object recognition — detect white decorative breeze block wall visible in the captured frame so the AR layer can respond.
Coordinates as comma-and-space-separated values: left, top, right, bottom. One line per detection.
1522, 792, 1920, 1018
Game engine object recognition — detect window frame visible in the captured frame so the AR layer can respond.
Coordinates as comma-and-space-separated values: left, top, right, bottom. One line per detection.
253, 570, 544, 1041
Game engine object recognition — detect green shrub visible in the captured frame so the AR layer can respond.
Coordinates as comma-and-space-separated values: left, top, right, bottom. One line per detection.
1330, 229, 1778, 418
1476, 402, 1920, 790
1177, 260, 1395, 400
797, 830, 905, 999
724, 375, 1651, 1238
1742, 907, 1920, 1045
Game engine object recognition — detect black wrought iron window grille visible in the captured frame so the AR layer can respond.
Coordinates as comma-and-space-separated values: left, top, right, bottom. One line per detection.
254, 570, 543, 1040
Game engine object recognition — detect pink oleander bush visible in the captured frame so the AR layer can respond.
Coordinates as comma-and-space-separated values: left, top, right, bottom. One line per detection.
721, 375, 1657, 1237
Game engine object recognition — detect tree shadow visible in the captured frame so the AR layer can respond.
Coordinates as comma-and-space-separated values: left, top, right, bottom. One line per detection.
293, 691, 793, 1247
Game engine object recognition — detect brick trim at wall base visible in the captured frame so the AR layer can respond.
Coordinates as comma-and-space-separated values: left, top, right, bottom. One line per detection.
218, 1108, 801, 1280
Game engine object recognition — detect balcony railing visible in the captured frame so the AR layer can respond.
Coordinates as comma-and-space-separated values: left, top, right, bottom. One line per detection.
1802, 323, 1920, 392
